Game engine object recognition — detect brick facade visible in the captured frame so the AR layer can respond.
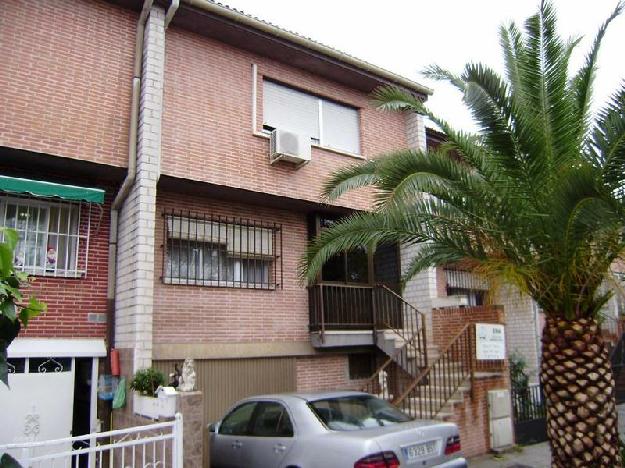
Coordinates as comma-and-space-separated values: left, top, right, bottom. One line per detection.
296, 355, 367, 392
0, 0, 135, 167
161, 28, 407, 211
153, 191, 310, 345
2, 0, 517, 459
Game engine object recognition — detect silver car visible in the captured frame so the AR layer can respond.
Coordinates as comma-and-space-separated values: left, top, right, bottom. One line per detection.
209, 391, 467, 468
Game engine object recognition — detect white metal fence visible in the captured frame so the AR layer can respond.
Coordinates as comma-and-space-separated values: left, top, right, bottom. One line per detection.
0, 414, 183, 468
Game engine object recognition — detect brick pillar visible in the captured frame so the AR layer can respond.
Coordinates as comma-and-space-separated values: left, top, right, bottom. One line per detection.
401, 112, 438, 338
115, 6, 165, 374
176, 391, 204, 468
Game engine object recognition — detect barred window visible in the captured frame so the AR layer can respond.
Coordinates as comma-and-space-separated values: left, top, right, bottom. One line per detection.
0, 196, 91, 277
163, 212, 282, 289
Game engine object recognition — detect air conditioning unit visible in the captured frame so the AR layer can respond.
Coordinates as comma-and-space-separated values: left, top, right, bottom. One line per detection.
269, 129, 311, 167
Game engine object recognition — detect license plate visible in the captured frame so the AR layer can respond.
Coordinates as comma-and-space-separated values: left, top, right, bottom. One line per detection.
402, 440, 437, 460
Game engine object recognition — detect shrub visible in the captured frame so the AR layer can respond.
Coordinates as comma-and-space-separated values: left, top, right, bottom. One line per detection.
129, 368, 165, 396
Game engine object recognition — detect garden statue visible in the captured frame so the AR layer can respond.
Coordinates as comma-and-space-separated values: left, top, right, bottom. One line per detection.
168, 363, 182, 388
178, 358, 196, 392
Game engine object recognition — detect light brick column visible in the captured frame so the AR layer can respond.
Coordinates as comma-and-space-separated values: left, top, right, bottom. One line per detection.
401, 112, 438, 338
115, 6, 166, 373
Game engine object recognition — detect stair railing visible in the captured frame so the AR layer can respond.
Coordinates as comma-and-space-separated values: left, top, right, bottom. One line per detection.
361, 285, 427, 400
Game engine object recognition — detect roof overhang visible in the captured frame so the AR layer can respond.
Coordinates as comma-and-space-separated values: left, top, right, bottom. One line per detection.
108, 0, 431, 99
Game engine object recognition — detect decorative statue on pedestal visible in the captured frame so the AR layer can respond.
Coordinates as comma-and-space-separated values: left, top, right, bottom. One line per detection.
178, 358, 196, 392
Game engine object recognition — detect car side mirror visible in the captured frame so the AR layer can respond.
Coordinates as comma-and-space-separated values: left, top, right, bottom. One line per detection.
208, 422, 218, 433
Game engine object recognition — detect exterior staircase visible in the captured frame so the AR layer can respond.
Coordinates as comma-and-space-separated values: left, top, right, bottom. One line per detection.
363, 297, 505, 421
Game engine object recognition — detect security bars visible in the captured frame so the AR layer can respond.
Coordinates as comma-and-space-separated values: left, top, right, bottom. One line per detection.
0, 195, 91, 278
163, 210, 283, 290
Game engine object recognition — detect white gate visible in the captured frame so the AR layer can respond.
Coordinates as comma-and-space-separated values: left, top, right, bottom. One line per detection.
0, 414, 184, 468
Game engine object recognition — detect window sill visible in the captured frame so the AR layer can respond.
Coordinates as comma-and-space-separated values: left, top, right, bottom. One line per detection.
162, 277, 276, 290
253, 132, 366, 160
17, 268, 85, 279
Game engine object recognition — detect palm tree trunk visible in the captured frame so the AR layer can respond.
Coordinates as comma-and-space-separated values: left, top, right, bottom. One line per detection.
541, 317, 621, 467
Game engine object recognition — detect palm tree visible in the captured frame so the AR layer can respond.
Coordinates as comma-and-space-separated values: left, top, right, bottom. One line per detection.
301, 2, 625, 466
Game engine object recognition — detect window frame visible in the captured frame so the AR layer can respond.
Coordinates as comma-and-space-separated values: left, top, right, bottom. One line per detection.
162, 211, 282, 290
218, 401, 258, 436
261, 79, 361, 156
0, 195, 91, 278
248, 401, 295, 438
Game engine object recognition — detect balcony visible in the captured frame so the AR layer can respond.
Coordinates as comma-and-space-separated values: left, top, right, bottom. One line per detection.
308, 283, 411, 348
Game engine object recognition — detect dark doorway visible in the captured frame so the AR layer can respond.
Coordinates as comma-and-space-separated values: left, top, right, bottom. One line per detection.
72, 358, 93, 467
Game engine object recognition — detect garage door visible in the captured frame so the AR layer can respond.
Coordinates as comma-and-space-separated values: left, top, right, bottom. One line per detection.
155, 357, 297, 424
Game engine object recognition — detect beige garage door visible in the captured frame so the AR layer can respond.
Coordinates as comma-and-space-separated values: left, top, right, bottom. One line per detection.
155, 357, 296, 424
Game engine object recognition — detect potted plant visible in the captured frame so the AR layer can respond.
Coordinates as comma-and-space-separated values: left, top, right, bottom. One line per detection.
130, 368, 165, 419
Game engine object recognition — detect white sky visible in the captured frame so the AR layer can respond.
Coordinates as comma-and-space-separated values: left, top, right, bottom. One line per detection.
222, 0, 625, 132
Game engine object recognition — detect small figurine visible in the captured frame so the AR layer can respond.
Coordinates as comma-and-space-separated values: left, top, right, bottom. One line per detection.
178, 358, 196, 392
168, 363, 182, 388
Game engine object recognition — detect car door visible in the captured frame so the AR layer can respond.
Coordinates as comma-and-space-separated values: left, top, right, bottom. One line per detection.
211, 401, 257, 468
240, 401, 296, 468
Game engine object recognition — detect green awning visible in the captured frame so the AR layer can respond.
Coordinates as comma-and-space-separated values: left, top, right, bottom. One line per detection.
0, 175, 104, 204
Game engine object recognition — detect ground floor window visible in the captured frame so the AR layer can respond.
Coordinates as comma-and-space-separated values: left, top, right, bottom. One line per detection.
348, 353, 375, 380
0, 196, 89, 277
163, 211, 282, 289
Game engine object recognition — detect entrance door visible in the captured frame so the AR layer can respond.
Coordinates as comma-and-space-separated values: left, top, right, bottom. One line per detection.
0, 357, 75, 460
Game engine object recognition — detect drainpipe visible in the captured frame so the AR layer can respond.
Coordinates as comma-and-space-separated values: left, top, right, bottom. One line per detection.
165, 0, 179, 28
106, 0, 154, 374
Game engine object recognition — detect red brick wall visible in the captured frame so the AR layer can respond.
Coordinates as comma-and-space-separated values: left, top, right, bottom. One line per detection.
153, 191, 309, 344
0, 0, 135, 166
431, 305, 505, 349
296, 355, 367, 392
162, 28, 407, 211
19, 196, 111, 338
448, 374, 511, 458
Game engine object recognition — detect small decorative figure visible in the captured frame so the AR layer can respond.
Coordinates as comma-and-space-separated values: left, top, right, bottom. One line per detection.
168, 363, 182, 388
46, 247, 57, 269
178, 358, 196, 392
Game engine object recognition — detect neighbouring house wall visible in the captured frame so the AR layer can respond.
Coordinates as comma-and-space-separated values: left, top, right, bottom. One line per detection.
152, 191, 309, 348
399, 113, 439, 334
20, 196, 112, 339
161, 27, 407, 211
430, 305, 505, 350
494, 285, 540, 380
0, 163, 112, 339
0, 0, 134, 166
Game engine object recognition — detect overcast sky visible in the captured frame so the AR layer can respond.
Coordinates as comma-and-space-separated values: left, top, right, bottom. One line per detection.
223, 0, 625, 132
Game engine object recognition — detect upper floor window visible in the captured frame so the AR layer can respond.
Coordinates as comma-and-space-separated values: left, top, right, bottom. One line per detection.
0, 196, 88, 277
263, 80, 361, 155
163, 211, 282, 290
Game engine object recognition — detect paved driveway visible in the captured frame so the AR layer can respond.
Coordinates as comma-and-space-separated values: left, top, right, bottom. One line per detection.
468, 404, 625, 467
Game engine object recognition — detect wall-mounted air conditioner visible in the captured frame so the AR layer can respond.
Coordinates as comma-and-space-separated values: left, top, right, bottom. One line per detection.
269, 129, 311, 167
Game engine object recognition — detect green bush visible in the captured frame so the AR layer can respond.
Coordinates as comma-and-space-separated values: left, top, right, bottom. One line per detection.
129, 368, 165, 397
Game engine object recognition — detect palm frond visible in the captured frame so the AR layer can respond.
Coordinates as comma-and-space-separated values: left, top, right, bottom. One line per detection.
371, 86, 425, 114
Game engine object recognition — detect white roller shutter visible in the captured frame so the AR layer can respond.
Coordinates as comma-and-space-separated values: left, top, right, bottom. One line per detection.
263, 81, 319, 140
322, 100, 360, 154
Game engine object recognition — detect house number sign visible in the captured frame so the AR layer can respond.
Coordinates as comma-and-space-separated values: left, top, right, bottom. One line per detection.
475, 323, 506, 360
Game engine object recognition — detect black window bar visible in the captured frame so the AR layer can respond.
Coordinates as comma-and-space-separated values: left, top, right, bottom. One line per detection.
162, 210, 282, 290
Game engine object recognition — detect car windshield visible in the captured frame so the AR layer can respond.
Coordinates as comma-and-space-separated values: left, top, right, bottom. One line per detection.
308, 395, 413, 431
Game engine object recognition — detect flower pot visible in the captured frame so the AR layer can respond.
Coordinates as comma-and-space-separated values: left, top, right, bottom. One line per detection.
133, 393, 161, 420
